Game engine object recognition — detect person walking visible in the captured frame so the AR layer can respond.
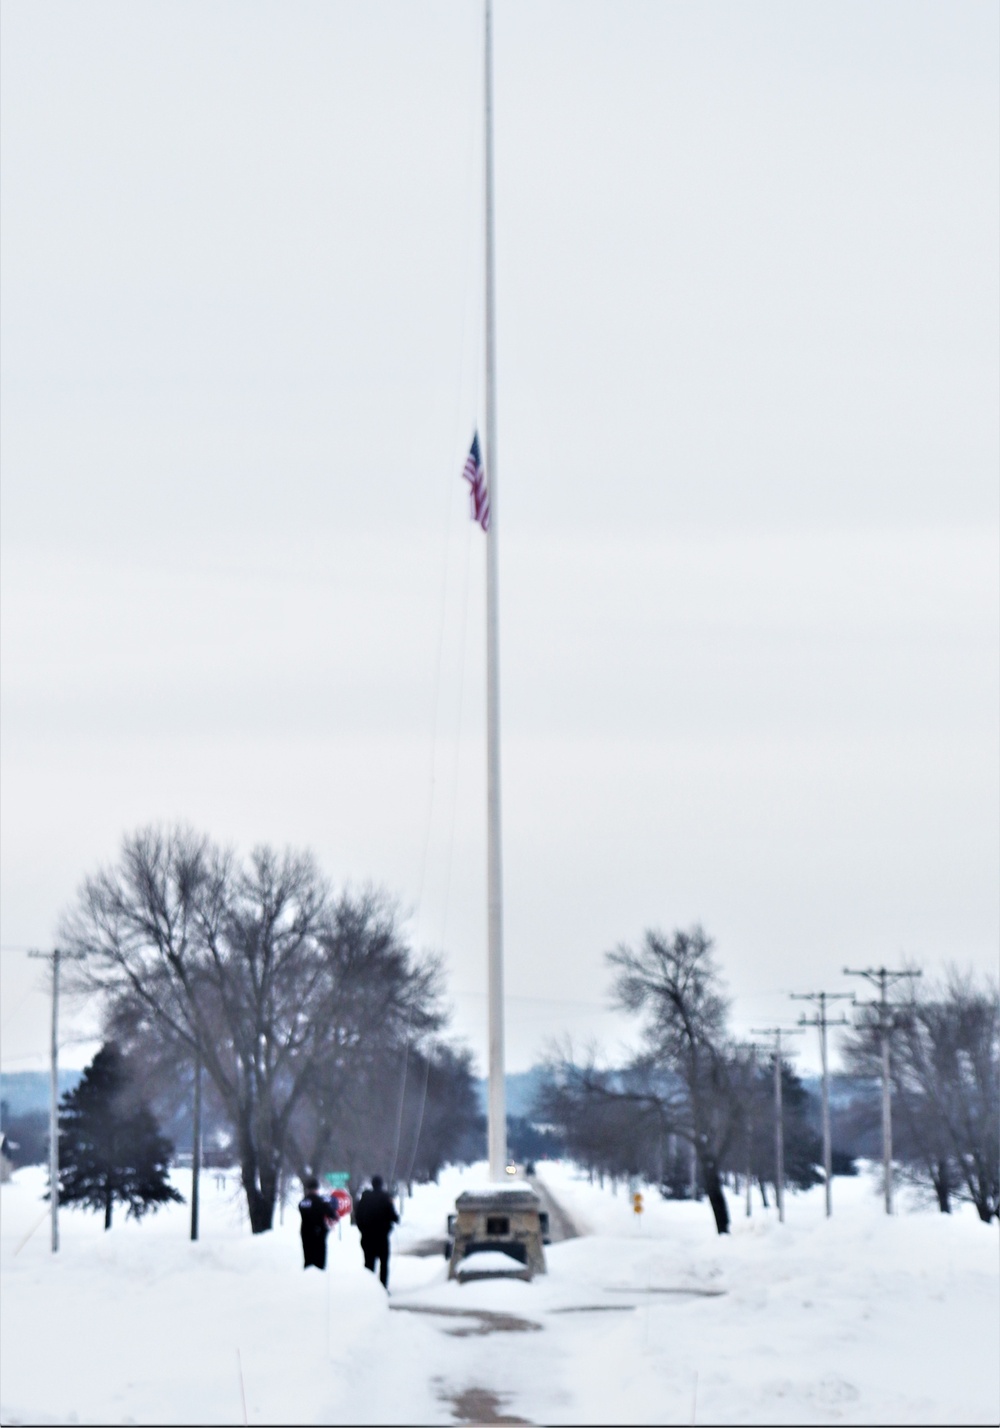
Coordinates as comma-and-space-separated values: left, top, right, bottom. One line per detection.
354, 1175, 399, 1289
298, 1175, 337, 1270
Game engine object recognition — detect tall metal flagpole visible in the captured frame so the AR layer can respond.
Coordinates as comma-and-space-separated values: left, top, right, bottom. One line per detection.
483, 0, 507, 1183
446, 5, 544, 1280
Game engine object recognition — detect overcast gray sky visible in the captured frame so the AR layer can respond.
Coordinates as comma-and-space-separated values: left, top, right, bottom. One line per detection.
2, 0, 997, 1077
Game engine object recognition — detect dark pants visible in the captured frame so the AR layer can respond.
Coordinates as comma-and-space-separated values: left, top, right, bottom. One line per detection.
302, 1229, 327, 1270
362, 1235, 390, 1287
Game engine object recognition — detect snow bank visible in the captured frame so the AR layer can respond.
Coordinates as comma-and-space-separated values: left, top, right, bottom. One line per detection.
1, 1160, 996, 1424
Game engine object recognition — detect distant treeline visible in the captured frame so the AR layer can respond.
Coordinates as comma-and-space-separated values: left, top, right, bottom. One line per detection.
0, 1069, 889, 1180
1, 1070, 82, 1117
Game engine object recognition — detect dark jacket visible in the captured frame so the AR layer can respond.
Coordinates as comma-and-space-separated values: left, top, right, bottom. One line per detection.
298, 1190, 336, 1269
354, 1186, 399, 1242
299, 1191, 336, 1239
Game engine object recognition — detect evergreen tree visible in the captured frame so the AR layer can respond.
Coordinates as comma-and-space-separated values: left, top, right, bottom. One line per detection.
58, 1044, 183, 1229
745, 1059, 823, 1196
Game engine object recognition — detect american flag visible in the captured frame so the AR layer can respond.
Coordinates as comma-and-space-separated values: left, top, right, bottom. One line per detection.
461, 432, 490, 532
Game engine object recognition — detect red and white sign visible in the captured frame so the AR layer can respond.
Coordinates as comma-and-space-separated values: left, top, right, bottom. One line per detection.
330, 1188, 352, 1220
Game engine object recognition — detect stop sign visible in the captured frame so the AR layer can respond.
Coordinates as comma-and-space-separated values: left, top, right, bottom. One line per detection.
330, 1187, 352, 1220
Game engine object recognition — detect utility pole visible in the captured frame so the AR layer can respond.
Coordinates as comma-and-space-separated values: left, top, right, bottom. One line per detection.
843, 966, 920, 1214
750, 1027, 803, 1223
744, 1041, 761, 1218
27, 947, 82, 1253
790, 991, 852, 1217
190, 1044, 202, 1242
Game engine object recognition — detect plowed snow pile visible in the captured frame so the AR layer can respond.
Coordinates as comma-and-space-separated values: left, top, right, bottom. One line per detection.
1, 1160, 996, 1424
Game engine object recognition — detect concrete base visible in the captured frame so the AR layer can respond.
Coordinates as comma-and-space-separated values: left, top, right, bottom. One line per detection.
447, 1184, 547, 1280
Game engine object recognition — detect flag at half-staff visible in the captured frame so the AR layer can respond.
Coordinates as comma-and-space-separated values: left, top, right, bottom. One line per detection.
462, 432, 490, 531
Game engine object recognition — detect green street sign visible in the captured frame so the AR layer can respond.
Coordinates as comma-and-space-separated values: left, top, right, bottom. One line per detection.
324, 1172, 350, 1188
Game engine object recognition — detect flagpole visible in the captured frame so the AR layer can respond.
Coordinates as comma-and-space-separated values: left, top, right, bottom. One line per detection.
446, 8, 544, 1279
483, 0, 506, 1183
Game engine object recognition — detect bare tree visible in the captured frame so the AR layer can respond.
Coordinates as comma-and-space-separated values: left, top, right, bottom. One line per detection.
392, 1042, 483, 1187
280, 888, 446, 1188
63, 827, 447, 1232
535, 1055, 677, 1191
844, 970, 999, 1222
530, 929, 746, 1231
896, 973, 999, 1222
606, 925, 743, 1234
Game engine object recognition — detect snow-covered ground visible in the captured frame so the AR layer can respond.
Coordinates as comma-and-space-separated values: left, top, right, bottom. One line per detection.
1, 1160, 996, 1424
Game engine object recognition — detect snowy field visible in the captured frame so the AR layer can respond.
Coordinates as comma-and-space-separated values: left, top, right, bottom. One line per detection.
1, 1160, 997, 1425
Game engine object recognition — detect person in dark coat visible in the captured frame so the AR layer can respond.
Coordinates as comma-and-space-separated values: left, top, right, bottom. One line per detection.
298, 1175, 337, 1270
354, 1175, 399, 1288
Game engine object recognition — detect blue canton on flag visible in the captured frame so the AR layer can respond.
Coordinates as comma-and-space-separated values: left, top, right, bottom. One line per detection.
461, 432, 490, 532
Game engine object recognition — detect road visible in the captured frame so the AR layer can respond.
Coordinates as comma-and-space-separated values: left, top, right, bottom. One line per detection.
400, 1166, 580, 1257
527, 1172, 579, 1243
